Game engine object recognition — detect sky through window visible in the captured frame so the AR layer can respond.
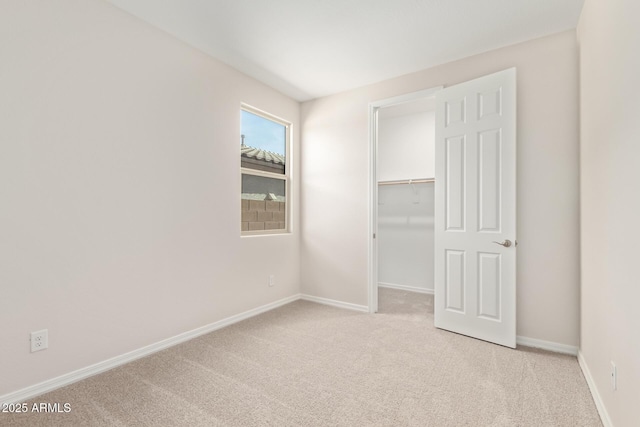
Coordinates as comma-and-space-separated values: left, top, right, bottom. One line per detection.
241, 110, 285, 155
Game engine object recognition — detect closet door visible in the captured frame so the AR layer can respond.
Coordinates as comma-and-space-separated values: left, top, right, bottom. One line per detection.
434, 68, 517, 348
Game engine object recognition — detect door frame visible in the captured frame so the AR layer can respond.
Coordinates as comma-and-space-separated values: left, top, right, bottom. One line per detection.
367, 86, 443, 313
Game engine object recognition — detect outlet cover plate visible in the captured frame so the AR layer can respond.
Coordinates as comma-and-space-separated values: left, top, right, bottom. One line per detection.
31, 329, 48, 352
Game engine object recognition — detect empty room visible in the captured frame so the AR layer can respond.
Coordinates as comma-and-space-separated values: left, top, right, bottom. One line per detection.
1, 0, 638, 426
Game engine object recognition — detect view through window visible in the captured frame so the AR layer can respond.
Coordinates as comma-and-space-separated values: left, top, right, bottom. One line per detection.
240, 107, 289, 233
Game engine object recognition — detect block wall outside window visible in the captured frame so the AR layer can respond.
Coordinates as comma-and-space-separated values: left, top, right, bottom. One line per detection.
241, 199, 286, 231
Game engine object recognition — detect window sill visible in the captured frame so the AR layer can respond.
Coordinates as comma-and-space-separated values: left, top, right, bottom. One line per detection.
241, 230, 292, 238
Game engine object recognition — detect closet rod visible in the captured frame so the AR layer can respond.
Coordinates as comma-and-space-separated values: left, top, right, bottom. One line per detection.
378, 178, 435, 186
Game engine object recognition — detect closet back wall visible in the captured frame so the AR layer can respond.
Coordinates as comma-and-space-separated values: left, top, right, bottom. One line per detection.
378, 183, 434, 292
378, 110, 435, 181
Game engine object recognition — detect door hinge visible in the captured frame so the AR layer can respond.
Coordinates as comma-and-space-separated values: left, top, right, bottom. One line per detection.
373, 233, 376, 239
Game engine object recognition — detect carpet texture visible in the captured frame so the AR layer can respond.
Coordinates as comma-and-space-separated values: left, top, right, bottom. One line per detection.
2, 288, 601, 426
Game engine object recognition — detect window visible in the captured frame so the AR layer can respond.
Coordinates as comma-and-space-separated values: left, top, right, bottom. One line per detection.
240, 106, 290, 234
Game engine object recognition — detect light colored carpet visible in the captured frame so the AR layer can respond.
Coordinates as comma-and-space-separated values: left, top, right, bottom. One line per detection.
2, 288, 601, 426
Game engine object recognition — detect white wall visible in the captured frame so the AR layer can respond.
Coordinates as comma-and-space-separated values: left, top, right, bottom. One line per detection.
0, 0, 300, 397
378, 183, 434, 292
578, 0, 640, 425
377, 110, 435, 181
301, 30, 580, 347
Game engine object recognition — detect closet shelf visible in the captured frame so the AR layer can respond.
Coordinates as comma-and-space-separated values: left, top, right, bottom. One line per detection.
378, 178, 435, 186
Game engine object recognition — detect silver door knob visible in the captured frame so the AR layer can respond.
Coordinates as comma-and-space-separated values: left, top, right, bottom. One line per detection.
493, 239, 512, 248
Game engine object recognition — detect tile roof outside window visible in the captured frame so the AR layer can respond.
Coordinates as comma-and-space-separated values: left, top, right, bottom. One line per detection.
241, 146, 285, 165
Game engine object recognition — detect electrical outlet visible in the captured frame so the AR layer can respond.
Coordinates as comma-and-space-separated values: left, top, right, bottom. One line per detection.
611, 361, 617, 391
268, 275, 275, 287
30, 329, 48, 353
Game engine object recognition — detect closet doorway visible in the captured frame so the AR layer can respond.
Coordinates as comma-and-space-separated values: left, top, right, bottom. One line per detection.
368, 69, 517, 348
368, 88, 440, 316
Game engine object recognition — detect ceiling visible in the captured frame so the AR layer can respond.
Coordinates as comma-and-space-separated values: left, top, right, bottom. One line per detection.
106, 0, 585, 102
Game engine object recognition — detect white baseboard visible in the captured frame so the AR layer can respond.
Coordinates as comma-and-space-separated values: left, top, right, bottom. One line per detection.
0, 294, 301, 406
516, 336, 579, 356
378, 282, 434, 295
578, 351, 613, 427
299, 294, 369, 312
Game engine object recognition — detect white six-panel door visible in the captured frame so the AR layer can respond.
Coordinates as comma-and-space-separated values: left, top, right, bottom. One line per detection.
434, 68, 517, 348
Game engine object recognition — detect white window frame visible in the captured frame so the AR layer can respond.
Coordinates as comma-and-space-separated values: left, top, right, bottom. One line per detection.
240, 104, 291, 236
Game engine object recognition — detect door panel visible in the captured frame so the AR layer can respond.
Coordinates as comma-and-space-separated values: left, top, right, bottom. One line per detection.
445, 136, 466, 231
478, 252, 501, 320
435, 68, 516, 348
478, 129, 501, 232
445, 98, 466, 126
445, 250, 466, 313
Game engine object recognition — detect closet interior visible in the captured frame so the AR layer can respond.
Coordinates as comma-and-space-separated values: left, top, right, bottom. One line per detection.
377, 96, 436, 310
